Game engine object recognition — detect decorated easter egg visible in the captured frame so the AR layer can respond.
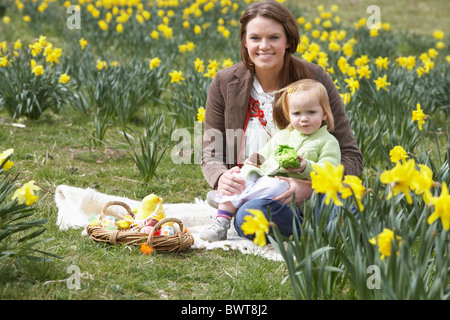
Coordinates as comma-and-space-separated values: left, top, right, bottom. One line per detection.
118, 214, 134, 229
141, 226, 153, 234
100, 216, 118, 230
160, 225, 174, 236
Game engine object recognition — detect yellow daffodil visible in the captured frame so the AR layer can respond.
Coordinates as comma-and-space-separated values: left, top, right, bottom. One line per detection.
179, 44, 188, 53
32, 64, 44, 76
150, 30, 159, 40
369, 228, 402, 260
194, 58, 204, 72
342, 175, 366, 211
355, 55, 370, 67
14, 39, 22, 50
375, 56, 389, 70
340, 92, 351, 105
428, 48, 438, 59
411, 103, 428, 131
46, 51, 60, 65
29, 41, 42, 57
0, 56, 8, 67
241, 209, 269, 247
98, 20, 108, 31
433, 30, 444, 40
58, 73, 70, 84
186, 41, 195, 51
411, 164, 434, 204
169, 70, 184, 84
389, 145, 408, 163
0, 148, 14, 171
203, 68, 217, 79
197, 107, 205, 123
357, 65, 371, 79
12, 180, 40, 206
194, 25, 202, 34
222, 58, 233, 69
149, 57, 161, 70
344, 78, 360, 95
96, 60, 107, 70
370, 28, 379, 37
427, 182, 450, 231
311, 162, 344, 206
373, 75, 391, 91
380, 159, 419, 204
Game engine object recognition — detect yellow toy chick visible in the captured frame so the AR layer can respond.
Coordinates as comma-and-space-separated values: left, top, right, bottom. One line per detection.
134, 194, 165, 223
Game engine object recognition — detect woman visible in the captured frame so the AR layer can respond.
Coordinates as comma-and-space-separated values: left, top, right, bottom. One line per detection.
200, 0, 363, 242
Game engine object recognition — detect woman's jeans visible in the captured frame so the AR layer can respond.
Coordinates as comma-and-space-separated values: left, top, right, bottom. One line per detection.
234, 194, 351, 240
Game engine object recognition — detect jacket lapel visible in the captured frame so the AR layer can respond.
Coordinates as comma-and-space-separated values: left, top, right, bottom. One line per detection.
225, 65, 254, 131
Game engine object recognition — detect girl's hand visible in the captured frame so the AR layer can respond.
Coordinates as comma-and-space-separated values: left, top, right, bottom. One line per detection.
217, 166, 246, 196
284, 155, 307, 173
273, 177, 313, 205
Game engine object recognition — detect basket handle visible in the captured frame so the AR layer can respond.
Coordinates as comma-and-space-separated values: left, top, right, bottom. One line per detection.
147, 217, 184, 246
100, 201, 135, 219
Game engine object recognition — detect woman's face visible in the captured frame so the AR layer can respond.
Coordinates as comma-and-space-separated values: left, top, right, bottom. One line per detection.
244, 16, 289, 75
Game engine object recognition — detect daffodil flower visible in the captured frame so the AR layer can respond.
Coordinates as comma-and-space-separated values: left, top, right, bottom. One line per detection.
58, 73, 70, 84
311, 162, 344, 206
149, 57, 161, 70
0, 148, 14, 171
169, 70, 185, 84
380, 159, 419, 204
427, 182, 450, 231
411, 103, 428, 131
389, 145, 408, 163
342, 175, 366, 211
373, 75, 391, 91
12, 180, 40, 206
197, 107, 205, 123
241, 209, 270, 247
369, 228, 402, 260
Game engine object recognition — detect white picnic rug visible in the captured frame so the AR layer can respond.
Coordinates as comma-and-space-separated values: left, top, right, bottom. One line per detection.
54, 185, 282, 261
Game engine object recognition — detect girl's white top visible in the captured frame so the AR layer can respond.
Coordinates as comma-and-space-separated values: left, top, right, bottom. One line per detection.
243, 77, 279, 159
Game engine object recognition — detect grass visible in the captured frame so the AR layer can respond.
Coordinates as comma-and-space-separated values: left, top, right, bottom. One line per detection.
0, 110, 295, 300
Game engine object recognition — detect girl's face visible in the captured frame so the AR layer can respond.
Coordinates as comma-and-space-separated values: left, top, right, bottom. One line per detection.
244, 16, 289, 75
288, 91, 327, 135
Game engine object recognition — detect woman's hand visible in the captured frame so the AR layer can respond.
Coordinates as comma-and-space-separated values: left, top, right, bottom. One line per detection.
217, 166, 246, 196
273, 177, 313, 205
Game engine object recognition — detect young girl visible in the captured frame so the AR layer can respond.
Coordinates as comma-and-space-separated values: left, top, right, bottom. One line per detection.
200, 79, 341, 242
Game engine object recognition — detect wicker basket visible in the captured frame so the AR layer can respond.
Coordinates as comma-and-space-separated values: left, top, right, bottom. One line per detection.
86, 200, 194, 252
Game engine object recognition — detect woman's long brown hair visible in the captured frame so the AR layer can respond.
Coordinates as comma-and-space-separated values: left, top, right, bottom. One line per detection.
239, 0, 314, 129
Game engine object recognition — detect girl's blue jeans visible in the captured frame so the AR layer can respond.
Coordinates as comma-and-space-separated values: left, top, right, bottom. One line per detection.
233, 194, 354, 240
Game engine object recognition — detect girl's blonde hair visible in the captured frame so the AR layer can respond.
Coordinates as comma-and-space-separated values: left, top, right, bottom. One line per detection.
273, 79, 335, 132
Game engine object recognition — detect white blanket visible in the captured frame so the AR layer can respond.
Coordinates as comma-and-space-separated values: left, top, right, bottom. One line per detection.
54, 185, 282, 261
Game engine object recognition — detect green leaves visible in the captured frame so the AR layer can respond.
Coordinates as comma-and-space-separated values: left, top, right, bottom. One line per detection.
123, 113, 175, 183
0, 165, 58, 262
270, 162, 449, 299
